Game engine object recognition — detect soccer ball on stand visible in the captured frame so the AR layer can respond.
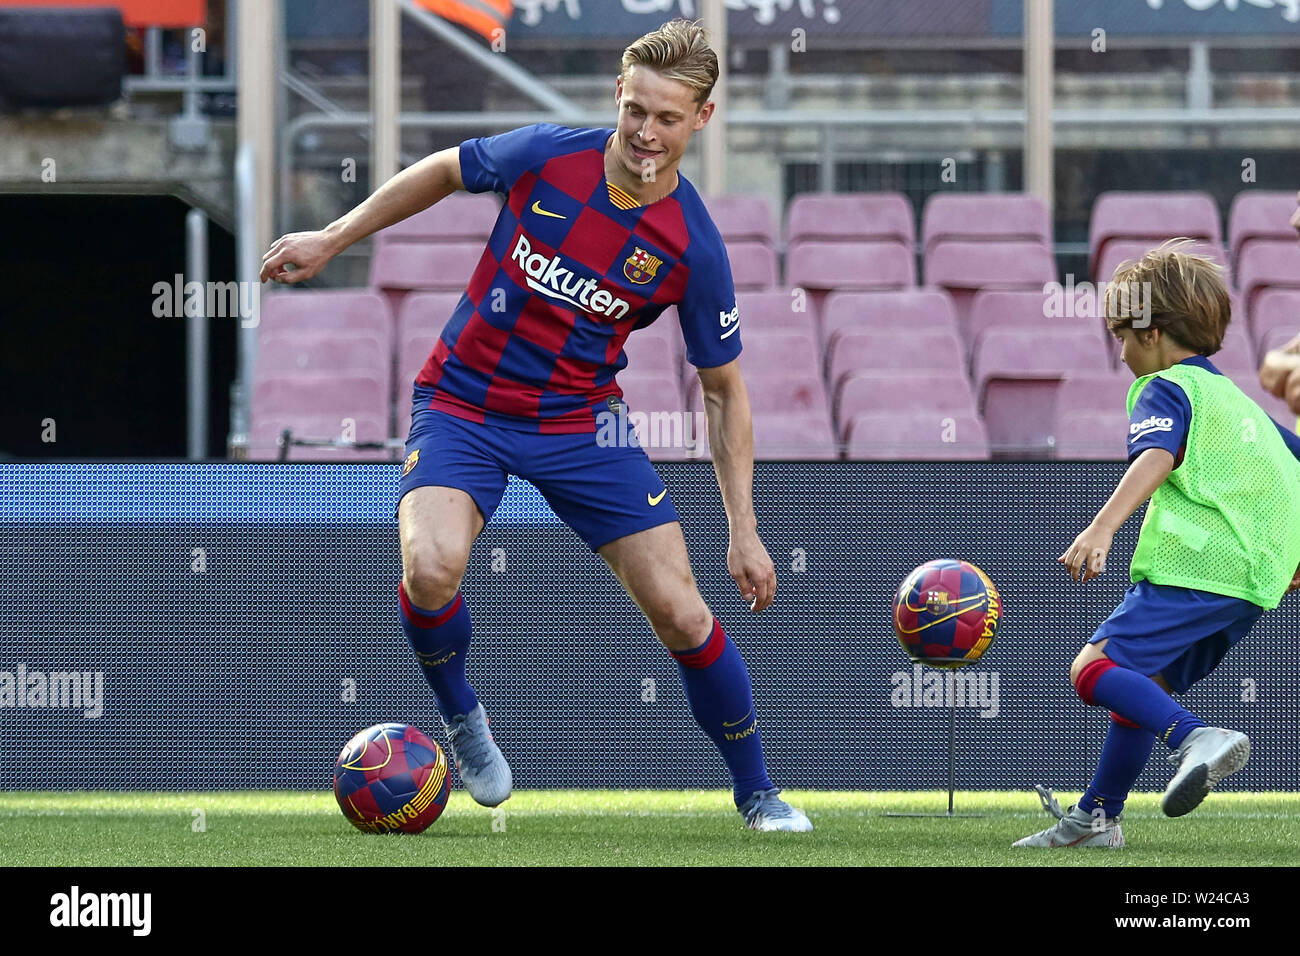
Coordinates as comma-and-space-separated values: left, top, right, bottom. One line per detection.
892, 558, 1002, 669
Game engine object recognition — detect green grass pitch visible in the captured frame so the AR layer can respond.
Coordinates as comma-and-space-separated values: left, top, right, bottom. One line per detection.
3, 790, 1298, 866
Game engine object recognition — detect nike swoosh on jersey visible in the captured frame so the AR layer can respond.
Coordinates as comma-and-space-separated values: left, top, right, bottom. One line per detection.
531, 200, 566, 219
647, 489, 667, 506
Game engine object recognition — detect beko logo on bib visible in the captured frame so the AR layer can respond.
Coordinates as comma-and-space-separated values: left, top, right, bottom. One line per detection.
510, 234, 630, 320
1130, 416, 1175, 442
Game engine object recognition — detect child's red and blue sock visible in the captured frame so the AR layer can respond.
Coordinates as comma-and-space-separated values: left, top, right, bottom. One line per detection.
671, 617, 775, 807
398, 580, 478, 721
1076, 657, 1206, 748
1078, 714, 1156, 818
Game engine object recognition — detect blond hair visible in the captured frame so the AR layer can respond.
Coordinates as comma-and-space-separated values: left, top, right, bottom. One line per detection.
1104, 239, 1232, 355
620, 19, 718, 106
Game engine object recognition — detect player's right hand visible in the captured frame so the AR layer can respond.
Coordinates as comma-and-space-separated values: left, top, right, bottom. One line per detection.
260, 230, 336, 284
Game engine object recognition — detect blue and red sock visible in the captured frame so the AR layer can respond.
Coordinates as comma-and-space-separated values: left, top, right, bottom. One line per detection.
1078, 714, 1156, 819
671, 617, 775, 807
398, 580, 478, 721
1075, 657, 1205, 748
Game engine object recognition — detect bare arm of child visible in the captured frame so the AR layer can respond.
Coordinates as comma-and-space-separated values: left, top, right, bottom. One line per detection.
1058, 447, 1176, 582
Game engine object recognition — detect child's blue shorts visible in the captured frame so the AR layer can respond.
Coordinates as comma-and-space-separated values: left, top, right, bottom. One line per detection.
397, 385, 679, 551
1089, 579, 1264, 693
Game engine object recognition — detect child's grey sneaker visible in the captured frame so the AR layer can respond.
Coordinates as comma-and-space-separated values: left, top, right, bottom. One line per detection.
1162, 726, 1250, 818
1012, 804, 1124, 848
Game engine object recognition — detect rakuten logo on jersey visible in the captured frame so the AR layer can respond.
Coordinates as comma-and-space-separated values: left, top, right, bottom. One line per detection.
1130, 415, 1174, 442
719, 304, 740, 339
510, 234, 631, 320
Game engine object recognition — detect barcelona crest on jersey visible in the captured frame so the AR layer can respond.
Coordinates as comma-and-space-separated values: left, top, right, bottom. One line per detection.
623, 247, 663, 284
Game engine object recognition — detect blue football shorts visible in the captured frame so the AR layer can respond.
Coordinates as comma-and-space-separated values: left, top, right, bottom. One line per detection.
397, 385, 679, 551
1089, 579, 1265, 693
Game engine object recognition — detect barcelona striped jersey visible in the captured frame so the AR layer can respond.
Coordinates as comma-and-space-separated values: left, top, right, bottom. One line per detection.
415, 123, 742, 433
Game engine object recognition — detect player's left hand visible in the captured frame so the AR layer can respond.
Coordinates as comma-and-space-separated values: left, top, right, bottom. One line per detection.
1287, 560, 1300, 593
1058, 523, 1114, 583
728, 526, 776, 612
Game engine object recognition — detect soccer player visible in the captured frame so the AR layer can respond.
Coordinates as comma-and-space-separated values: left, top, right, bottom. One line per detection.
1014, 242, 1300, 849
260, 19, 811, 831
1256, 188, 1300, 416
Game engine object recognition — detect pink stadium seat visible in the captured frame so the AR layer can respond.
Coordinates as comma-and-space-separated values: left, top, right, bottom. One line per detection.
735, 290, 819, 335
973, 328, 1112, 455
1228, 191, 1298, 267
923, 240, 1057, 340
621, 332, 679, 378
786, 241, 916, 297
259, 290, 392, 337
256, 330, 389, 388
1237, 241, 1300, 319
1251, 290, 1300, 358
725, 240, 779, 292
616, 372, 696, 462
826, 330, 965, 398
1094, 238, 1230, 287
752, 410, 839, 460
785, 192, 915, 247
844, 411, 990, 460
835, 371, 977, 439
395, 333, 439, 413
250, 374, 391, 461
1056, 372, 1136, 414
1051, 410, 1130, 461
373, 193, 500, 246
1089, 192, 1221, 276
704, 195, 777, 246
921, 193, 1050, 254
821, 290, 958, 359
1213, 323, 1256, 373
369, 241, 488, 313
631, 310, 686, 367
397, 291, 462, 343
967, 290, 1108, 364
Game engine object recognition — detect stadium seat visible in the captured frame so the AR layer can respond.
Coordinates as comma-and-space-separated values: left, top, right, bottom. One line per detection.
844, 411, 990, 460
826, 329, 965, 397
372, 193, 500, 246
630, 309, 686, 367
616, 372, 696, 462
688, 329, 825, 417
1228, 191, 1298, 268
1250, 290, 1300, 360
920, 193, 1051, 254
923, 240, 1057, 340
1051, 410, 1130, 461
735, 290, 819, 336
786, 241, 916, 319
369, 241, 488, 313
621, 331, 680, 378
724, 240, 779, 292
397, 291, 462, 343
1055, 371, 1136, 414
1093, 238, 1230, 287
835, 371, 978, 441
259, 290, 392, 337
821, 290, 959, 361
1213, 322, 1256, 373
785, 192, 914, 247
250, 374, 392, 461
1088, 191, 1221, 276
967, 290, 1109, 370
973, 328, 1112, 456
752, 410, 839, 460
704, 195, 777, 247
1237, 240, 1300, 320
256, 330, 389, 387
